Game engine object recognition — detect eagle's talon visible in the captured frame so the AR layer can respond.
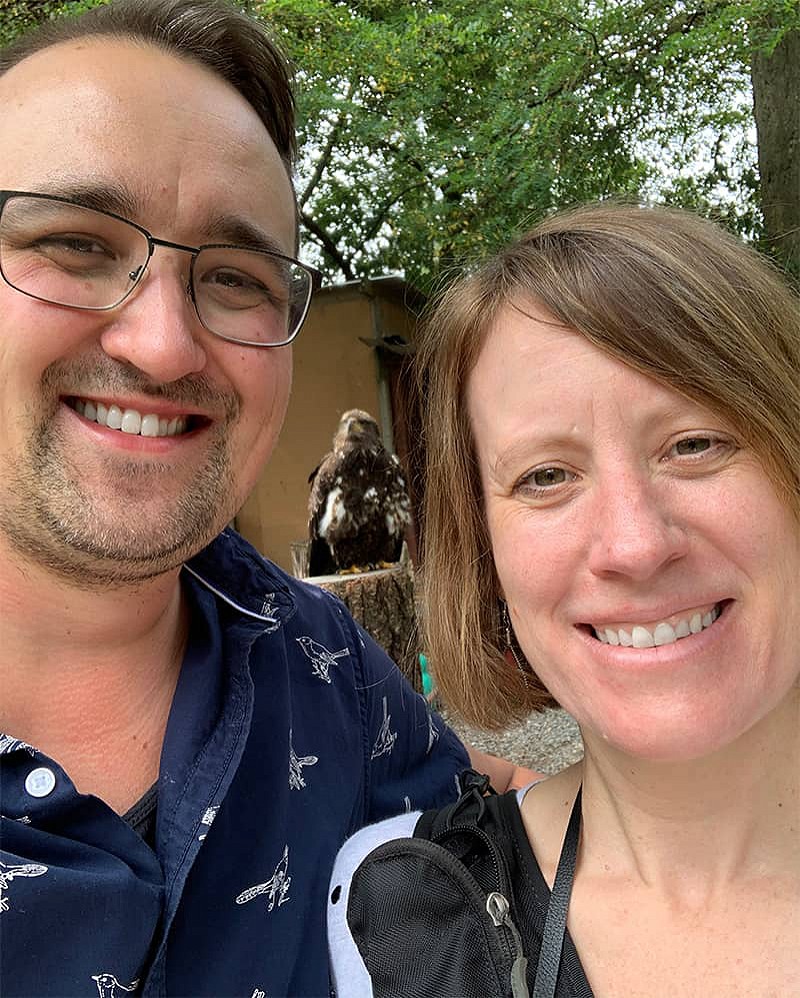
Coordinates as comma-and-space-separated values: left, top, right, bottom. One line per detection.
338, 564, 368, 575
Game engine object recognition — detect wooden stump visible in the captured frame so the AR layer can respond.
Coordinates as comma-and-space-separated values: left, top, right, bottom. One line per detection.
302, 555, 422, 693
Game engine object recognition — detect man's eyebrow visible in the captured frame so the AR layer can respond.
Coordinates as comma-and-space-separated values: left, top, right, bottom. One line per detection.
203, 213, 288, 256
27, 182, 290, 255
33, 180, 142, 219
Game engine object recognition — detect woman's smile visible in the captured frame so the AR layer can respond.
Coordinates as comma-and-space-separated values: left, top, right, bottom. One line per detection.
587, 599, 723, 647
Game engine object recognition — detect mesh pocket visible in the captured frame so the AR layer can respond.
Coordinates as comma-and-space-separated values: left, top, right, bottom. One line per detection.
348, 839, 512, 998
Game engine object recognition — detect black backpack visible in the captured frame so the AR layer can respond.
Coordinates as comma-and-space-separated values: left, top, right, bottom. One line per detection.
341, 771, 581, 998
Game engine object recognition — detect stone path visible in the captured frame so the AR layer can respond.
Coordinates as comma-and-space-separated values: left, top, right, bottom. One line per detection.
445, 707, 583, 777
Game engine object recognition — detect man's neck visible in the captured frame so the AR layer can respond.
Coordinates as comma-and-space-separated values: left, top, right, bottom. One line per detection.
0, 543, 190, 813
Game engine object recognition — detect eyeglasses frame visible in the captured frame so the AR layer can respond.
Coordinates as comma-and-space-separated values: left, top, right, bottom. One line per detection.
0, 189, 322, 348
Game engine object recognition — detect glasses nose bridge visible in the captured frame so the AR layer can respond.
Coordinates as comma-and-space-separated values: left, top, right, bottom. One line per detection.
135, 234, 199, 301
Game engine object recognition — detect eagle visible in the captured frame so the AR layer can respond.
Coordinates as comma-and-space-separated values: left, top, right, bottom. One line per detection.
307, 409, 411, 576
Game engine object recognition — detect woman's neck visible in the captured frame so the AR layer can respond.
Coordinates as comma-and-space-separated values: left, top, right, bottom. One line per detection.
577, 687, 800, 893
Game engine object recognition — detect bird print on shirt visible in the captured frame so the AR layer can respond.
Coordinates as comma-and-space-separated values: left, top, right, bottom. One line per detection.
0, 734, 36, 756
0, 860, 48, 913
91, 974, 138, 997
426, 710, 440, 754
235, 845, 291, 913
258, 593, 282, 633
288, 730, 318, 790
295, 636, 350, 684
371, 696, 398, 759
198, 805, 220, 842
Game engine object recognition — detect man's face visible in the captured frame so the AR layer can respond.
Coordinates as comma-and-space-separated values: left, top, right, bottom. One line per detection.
0, 38, 296, 585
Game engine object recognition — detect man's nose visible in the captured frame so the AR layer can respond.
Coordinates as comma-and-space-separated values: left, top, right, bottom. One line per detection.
98, 260, 208, 383
586, 471, 689, 582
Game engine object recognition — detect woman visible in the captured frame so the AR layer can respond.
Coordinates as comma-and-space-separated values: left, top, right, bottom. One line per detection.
328, 203, 800, 997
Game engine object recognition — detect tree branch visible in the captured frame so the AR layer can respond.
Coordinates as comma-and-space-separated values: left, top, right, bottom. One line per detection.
362, 178, 431, 242
299, 82, 353, 210
300, 210, 356, 281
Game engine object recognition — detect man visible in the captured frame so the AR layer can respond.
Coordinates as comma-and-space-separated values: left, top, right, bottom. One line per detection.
0, 3, 529, 995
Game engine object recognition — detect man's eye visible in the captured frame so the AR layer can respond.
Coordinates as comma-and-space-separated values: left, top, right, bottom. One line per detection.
210, 269, 253, 289
39, 234, 108, 255
206, 268, 275, 298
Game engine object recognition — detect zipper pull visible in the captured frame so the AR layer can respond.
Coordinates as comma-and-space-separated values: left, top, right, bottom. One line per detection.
486, 892, 530, 998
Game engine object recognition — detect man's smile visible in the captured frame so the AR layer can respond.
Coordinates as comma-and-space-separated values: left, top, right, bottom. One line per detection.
66, 396, 208, 437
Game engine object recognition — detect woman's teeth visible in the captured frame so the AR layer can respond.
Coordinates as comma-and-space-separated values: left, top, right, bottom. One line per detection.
73, 398, 187, 437
593, 604, 722, 649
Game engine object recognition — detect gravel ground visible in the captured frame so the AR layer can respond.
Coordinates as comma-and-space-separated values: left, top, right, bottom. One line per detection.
443, 707, 584, 777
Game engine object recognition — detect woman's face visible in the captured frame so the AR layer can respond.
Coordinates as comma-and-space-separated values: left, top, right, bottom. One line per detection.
467, 301, 800, 762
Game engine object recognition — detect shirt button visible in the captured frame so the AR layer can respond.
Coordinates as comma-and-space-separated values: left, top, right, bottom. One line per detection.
25, 767, 56, 798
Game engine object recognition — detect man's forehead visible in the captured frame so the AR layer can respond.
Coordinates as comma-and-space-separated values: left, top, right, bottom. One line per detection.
0, 36, 297, 252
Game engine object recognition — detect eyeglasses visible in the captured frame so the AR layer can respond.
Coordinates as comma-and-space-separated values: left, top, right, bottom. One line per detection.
0, 190, 322, 347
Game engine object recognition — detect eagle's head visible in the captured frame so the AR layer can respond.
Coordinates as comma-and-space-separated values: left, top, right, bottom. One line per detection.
334, 409, 381, 449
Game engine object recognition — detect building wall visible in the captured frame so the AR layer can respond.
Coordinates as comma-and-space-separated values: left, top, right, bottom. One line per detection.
236, 282, 416, 571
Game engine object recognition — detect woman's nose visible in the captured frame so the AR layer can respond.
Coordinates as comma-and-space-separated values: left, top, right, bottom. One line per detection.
586, 472, 689, 581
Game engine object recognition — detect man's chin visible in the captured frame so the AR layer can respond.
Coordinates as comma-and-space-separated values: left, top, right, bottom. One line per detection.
2, 427, 237, 587
1, 500, 227, 589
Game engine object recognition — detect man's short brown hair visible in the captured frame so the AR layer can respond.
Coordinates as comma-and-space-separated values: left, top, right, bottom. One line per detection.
1, 0, 296, 171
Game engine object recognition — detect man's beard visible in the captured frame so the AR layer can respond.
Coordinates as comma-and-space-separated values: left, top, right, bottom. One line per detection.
0, 357, 241, 588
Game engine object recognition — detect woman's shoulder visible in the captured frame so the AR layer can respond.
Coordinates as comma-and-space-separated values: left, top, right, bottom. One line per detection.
514, 766, 583, 886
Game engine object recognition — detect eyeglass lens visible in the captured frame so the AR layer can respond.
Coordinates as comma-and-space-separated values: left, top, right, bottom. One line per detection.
0, 194, 311, 345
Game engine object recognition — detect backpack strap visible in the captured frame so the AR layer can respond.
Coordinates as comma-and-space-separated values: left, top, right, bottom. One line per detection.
415, 768, 495, 839
429, 776, 583, 998
530, 786, 582, 998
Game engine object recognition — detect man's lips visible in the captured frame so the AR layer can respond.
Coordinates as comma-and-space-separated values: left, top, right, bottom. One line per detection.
65, 395, 211, 438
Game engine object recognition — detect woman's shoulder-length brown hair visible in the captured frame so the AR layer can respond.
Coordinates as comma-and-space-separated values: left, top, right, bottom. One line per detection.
415, 201, 800, 730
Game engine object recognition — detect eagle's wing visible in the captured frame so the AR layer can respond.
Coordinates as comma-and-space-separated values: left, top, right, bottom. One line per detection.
307, 449, 340, 575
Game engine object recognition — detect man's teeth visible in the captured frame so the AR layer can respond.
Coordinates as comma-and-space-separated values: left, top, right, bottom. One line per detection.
593, 604, 721, 649
74, 398, 186, 437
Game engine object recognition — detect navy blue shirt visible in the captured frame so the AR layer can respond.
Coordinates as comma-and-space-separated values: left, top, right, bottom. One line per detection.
0, 530, 468, 997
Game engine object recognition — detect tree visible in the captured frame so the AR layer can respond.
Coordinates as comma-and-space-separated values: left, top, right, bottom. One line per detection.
257, 0, 800, 287
751, 12, 800, 277
0, 2, 97, 46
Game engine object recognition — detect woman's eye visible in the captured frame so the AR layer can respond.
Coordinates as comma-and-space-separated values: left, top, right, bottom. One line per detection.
674, 437, 712, 456
670, 436, 727, 457
665, 434, 739, 469
516, 466, 575, 497
532, 467, 568, 487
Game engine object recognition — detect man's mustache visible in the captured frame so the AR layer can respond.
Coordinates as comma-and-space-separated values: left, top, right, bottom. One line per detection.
40, 356, 241, 421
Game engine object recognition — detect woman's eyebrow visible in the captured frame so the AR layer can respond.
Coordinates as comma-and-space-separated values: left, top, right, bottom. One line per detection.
490, 432, 582, 478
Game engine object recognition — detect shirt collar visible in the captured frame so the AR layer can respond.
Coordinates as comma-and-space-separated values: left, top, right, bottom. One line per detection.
182, 529, 297, 630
